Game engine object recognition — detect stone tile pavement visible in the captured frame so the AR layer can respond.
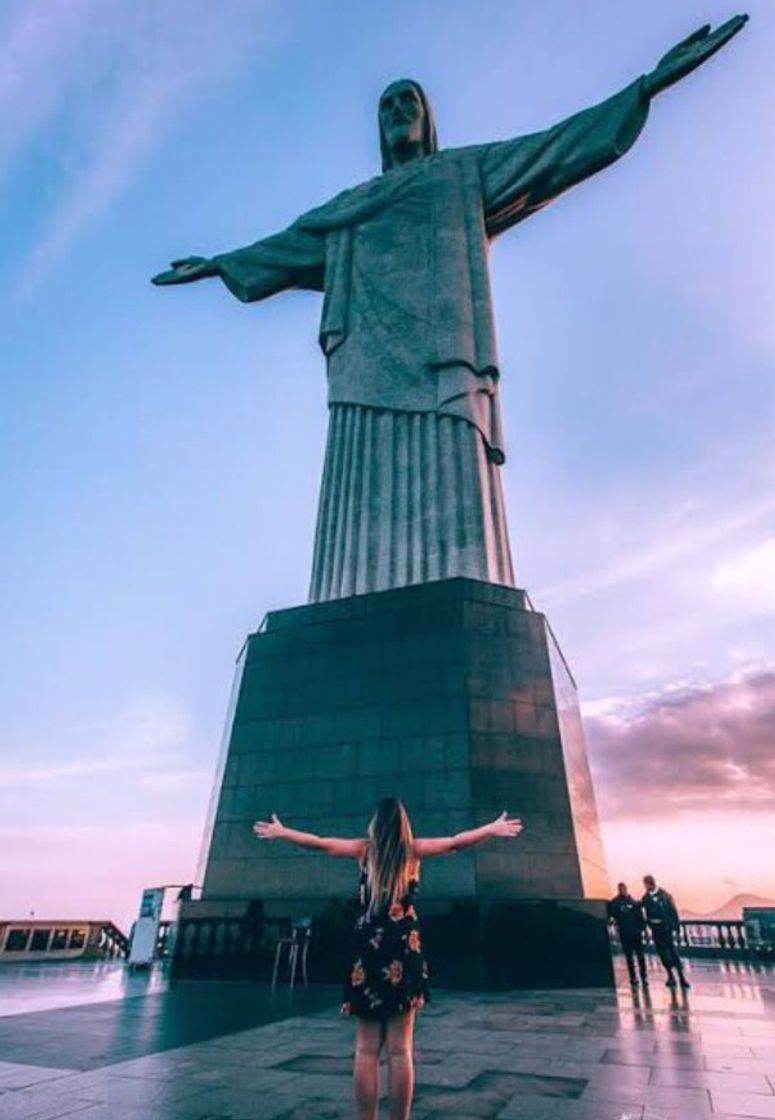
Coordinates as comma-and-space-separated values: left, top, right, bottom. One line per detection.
0, 957, 774, 1118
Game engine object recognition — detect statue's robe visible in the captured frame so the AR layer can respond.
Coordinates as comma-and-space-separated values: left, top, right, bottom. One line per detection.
214, 79, 649, 601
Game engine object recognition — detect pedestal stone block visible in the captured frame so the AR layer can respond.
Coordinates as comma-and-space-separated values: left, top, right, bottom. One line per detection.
182, 578, 613, 988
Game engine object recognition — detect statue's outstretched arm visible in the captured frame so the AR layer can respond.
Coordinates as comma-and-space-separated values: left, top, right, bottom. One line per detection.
152, 256, 218, 286
151, 253, 294, 303
480, 14, 747, 238
152, 225, 325, 303
644, 14, 747, 98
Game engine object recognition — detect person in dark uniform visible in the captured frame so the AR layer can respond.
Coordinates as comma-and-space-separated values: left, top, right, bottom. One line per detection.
607, 882, 648, 987
642, 874, 690, 989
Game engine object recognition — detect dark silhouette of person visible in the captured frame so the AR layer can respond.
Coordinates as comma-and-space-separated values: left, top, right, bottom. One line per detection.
642, 874, 690, 989
607, 881, 648, 987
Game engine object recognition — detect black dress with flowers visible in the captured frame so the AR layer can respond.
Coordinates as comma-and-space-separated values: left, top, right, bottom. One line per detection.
341, 865, 430, 1020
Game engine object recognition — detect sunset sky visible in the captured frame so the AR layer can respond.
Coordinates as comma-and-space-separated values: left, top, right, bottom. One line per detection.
1, 0, 773, 932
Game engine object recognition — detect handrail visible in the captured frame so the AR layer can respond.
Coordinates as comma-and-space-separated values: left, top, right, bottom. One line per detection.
611, 918, 761, 959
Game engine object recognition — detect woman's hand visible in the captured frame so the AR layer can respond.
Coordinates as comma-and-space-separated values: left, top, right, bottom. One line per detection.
488, 811, 523, 838
152, 256, 218, 285
253, 813, 286, 840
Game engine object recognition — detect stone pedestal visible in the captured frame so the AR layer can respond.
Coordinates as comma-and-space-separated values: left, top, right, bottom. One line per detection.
180, 578, 613, 988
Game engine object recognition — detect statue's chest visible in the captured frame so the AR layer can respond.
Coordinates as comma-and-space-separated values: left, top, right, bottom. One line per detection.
353, 174, 435, 265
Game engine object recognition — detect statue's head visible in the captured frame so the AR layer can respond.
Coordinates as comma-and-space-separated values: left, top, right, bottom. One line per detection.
379, 79, 438, 172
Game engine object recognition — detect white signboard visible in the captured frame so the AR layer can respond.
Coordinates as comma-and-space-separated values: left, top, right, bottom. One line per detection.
128, 887, 164, 967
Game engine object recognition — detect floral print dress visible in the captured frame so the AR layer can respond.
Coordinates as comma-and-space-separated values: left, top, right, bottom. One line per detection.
341, 864, 430, 1020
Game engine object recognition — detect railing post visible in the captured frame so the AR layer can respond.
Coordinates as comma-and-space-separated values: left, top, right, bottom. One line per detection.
674, 919, 749, 960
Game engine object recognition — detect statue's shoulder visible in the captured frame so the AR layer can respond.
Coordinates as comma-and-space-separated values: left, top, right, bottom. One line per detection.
433, 143, 483, 162
291, 169, 392, 230
292, 161, 430, 233
292, 148, 483, 234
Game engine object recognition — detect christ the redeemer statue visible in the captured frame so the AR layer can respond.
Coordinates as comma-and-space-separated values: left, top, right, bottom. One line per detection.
154, 17, 746, 603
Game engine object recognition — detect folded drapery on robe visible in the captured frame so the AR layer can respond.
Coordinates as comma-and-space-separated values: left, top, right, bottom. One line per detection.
309, 404, 514, 602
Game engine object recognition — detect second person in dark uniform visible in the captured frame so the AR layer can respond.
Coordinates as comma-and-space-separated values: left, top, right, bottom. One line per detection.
642, 874, 690, 989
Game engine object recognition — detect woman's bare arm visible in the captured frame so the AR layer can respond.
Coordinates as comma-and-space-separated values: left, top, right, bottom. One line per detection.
253, 813, 365, 859
413, 811, 522, 859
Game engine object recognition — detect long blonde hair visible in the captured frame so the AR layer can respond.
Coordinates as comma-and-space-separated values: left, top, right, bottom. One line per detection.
363, 798, 416, 916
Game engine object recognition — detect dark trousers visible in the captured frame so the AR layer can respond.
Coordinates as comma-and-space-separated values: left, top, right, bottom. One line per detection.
651, 925, 683, 974
621, 934, 647, 983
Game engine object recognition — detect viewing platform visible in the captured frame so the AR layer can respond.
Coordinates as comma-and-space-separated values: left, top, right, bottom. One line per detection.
0, 957, 773, 1118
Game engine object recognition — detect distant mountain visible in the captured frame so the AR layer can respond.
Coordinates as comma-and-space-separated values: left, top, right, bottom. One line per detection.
683, 894, 775, 921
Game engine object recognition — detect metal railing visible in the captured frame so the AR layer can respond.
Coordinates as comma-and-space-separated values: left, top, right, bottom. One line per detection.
613, 919, 761, 960
674, 919, 750, 956
172, 913, 772, 984
96, 922, 130, 959
170, 913, 279, 978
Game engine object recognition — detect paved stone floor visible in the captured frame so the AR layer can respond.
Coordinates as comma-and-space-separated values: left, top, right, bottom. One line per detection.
0, 960, 170, 1018
0, 956, 774, 1119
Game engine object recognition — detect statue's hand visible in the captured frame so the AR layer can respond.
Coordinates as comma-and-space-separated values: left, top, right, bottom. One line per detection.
151, 256, 217, 285
645, 13, 748, 97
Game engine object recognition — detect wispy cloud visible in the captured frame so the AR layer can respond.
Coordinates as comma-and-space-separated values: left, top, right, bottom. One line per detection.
0, 0, 277, 294
537, 492, 775, 608
0, 695, 196, 789
0, 697, 212, 925
141, 768, 210, 793
0, 755, 154, 787
0, 820, 204, 929
713, 536, 775, 614
0, 0, 98, 170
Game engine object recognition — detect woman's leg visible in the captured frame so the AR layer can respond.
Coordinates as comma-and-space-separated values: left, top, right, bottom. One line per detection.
354, 1017, 383, 1120
385, 1010, 416, 1120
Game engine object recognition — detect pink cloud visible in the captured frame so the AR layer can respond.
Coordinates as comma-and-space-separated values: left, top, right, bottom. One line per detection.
586, 668, 775, 819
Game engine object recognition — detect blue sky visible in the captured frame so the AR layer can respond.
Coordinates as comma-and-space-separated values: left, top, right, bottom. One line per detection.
1, 0, 773, 929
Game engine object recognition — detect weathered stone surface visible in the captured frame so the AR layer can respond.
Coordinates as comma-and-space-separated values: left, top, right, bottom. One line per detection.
153, 24, 752, 599
4, 959, 770, 1120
